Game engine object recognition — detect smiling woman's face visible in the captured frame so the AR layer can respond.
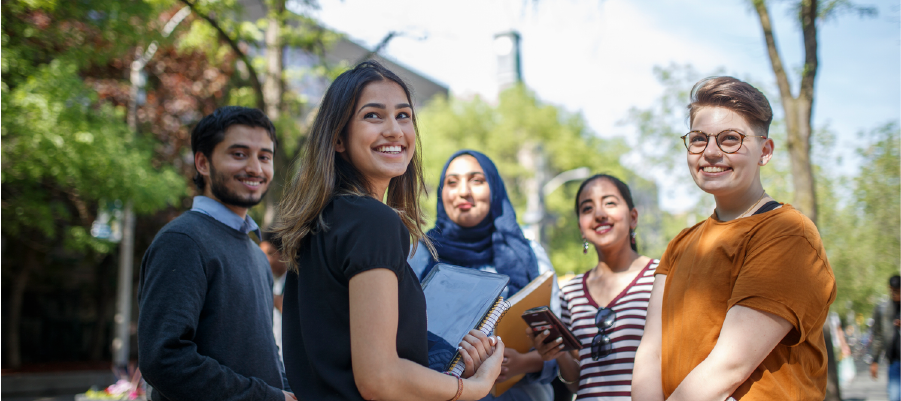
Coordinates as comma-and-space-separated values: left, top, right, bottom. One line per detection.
577, 178, 636, 252
687, 106, 772, 200
441, 155, 491, 228
336, 80, 415, 197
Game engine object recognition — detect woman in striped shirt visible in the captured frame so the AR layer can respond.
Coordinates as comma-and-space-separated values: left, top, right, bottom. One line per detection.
531, 174, 658, 400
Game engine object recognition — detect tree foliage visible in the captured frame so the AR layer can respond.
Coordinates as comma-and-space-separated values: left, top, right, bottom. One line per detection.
819, 122, 900, 316
2, 0, 188, 253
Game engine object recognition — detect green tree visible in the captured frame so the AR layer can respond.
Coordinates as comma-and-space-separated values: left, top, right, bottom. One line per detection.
1, 0, 187, 368
819, 122, 900, 316
417, 85, 657, 276
751, 0, 877, 224
2, 0, 346, 368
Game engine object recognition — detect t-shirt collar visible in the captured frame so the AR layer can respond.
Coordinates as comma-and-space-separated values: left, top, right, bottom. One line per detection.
190, 196, 261, 239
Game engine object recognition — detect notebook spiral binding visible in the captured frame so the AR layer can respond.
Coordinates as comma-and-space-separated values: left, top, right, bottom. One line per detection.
446, 298, 512, 377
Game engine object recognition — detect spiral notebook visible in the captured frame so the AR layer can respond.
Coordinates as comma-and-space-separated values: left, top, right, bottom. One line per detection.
421, 263, 511, 376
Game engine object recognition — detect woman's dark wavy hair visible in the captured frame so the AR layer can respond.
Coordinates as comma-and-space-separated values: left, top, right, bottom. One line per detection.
270, 60, 434, 270
574, 174, 638, 252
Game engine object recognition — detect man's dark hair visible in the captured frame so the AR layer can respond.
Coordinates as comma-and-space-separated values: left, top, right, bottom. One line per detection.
260, 231, 281, 250
890, 275, 900, 290
191, 106, 277, 190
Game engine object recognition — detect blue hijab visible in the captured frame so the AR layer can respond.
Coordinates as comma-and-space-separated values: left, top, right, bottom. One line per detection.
421, 150, 539, 295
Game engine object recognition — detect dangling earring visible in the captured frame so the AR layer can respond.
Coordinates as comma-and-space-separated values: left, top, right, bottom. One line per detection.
630, 229, 637, 246
582, 240, 590, 254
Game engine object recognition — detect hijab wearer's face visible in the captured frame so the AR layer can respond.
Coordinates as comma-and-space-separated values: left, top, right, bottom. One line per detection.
441, 155, 492, 228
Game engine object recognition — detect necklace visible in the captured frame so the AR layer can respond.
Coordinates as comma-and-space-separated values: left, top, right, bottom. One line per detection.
737, 191, 768, 219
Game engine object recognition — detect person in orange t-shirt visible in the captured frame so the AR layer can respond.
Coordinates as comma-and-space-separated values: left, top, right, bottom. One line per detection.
632, 76, 836, 401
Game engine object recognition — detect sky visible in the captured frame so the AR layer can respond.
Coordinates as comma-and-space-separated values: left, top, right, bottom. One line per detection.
303, 0, 900, 212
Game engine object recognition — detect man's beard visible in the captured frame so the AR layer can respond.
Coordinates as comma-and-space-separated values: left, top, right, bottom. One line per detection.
209, 164, 268, 208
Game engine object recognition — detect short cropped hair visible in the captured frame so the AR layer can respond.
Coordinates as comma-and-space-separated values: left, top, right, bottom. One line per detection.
191, 106, 277, 190
890, 275, 900, 290
688, 76, 773, 137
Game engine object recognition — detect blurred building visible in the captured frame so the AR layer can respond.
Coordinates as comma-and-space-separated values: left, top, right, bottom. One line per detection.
239, 0, 449, 112
494, 31, 522, 90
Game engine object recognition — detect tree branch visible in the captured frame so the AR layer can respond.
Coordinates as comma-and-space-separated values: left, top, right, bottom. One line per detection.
752, 0, 794, 101
180, 0, 265, 111
799, 0, 819, 102
356, 31, 398, 65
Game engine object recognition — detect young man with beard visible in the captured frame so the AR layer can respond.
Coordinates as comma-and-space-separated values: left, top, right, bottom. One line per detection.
138, 106, 295, 401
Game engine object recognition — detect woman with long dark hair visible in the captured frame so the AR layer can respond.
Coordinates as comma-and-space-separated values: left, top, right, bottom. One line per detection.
271, 61, 504, 401
531, 174, 658, 400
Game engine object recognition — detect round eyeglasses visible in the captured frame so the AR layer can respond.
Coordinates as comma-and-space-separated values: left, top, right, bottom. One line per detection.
680, 130, 767, 154
591, 307, 616, 361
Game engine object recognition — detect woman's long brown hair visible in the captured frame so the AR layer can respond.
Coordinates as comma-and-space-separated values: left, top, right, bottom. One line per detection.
270, 60, 435, 271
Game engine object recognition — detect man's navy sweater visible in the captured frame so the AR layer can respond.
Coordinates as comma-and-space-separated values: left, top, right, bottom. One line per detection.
138, 211, 283, 401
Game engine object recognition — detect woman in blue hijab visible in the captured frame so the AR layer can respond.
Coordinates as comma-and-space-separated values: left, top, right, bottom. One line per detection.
411, 150, 561, 401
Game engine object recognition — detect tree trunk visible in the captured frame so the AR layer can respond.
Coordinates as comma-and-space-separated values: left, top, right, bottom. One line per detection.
7, 245, 37, 369
262, 0, 285, 229
90, 253, 115, 361
783, 97, 818, 223
752, 0, 819, 224
263, 0, 284, 121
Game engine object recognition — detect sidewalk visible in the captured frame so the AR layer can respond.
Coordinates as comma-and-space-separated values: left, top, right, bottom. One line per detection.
1, 360, 892, 400
2, 370, 113, 400
842, 359, 891, 401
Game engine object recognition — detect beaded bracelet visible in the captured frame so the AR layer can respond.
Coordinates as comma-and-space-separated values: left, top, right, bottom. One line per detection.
443, 372, 463, 401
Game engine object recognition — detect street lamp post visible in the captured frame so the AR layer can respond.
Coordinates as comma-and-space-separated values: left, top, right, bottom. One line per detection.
519, 144, 590, 248
112, 6, 191, 370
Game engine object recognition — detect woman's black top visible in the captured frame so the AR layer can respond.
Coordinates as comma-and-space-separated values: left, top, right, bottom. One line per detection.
282, 195, 429, 399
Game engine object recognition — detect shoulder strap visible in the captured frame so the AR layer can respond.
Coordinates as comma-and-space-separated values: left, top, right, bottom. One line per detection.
753, 200, 782, 215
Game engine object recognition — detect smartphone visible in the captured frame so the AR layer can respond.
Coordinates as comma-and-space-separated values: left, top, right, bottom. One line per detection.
521, 306, 582, 351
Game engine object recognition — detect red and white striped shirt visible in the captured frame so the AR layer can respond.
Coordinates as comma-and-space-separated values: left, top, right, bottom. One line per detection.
559, 259, 658, 400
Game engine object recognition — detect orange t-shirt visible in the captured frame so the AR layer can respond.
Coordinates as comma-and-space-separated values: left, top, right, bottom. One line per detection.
656, 204, 836, 400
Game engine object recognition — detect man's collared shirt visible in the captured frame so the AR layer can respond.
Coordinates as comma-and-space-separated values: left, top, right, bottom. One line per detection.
190, 195, 262, 240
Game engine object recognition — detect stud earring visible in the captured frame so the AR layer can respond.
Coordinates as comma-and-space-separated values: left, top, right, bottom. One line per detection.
582, 240, 590, 254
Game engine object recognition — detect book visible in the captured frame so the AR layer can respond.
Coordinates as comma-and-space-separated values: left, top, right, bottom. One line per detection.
421, 263, 511, 375
490, 270, 555, 396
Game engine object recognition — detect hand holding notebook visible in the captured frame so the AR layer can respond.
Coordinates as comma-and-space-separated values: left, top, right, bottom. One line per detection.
458, 329, 499, 378
421, 263, 512, 376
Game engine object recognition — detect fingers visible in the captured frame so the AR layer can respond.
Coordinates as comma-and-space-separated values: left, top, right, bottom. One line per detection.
462, 332, 491, 362
502, 347, 514, 365
531, 329, 565, 361
461, 345, 476, 379
496, 366, 509, 383
468, 329, 495, 354
462, 343, 482, 372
